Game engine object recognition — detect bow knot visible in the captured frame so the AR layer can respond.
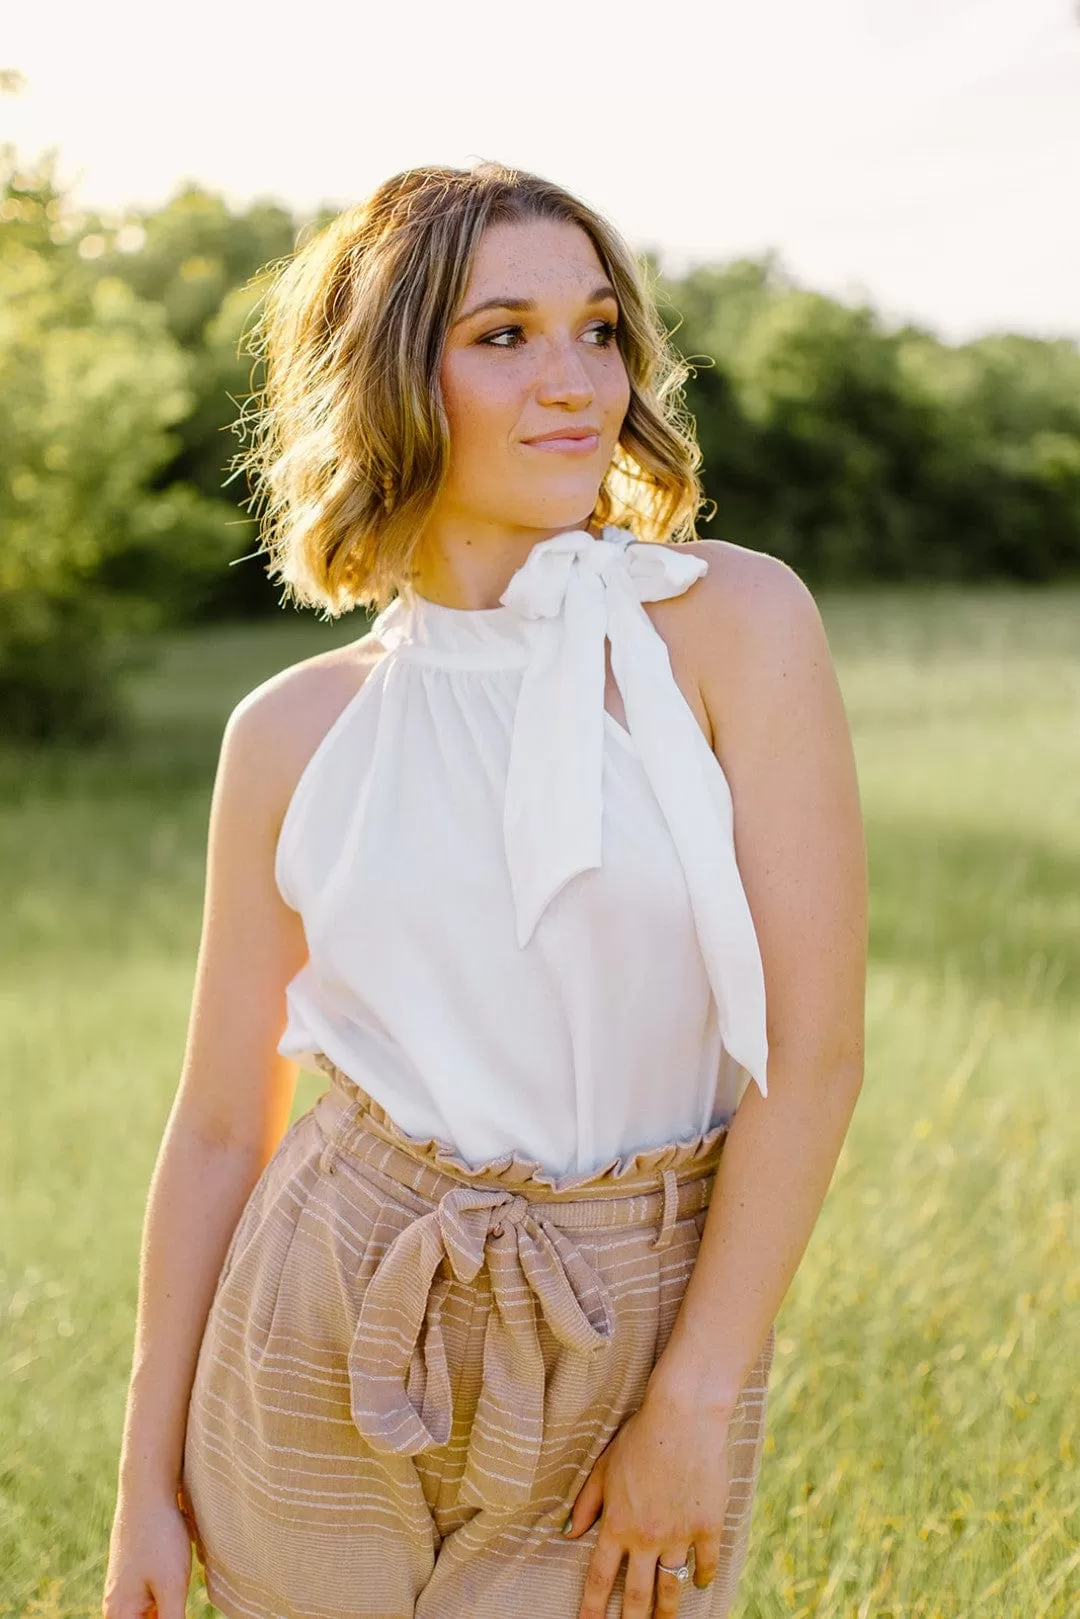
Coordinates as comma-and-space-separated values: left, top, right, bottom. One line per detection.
500, 526, 708, 622
488, 1192, 530, 1237
432, 1185, 534, 1279
501, 527, 630, 619
347, 1179, 616, 1508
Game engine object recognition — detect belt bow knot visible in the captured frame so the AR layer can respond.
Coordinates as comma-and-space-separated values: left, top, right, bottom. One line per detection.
348, 1180, 616, 1508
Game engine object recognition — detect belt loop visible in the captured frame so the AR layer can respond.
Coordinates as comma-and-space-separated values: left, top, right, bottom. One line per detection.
650, 1168, 679, 1251
319, 1092, 360, 1176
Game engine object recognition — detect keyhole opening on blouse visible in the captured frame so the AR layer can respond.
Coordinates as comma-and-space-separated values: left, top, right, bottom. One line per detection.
603, 634, 631, 739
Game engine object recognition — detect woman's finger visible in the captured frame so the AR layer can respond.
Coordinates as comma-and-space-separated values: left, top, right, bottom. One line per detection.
621, 1549, 664, 1619
574, 1526, 624, 1619
148, 1577, 189, 1619
654, 1544, 694, 1615
690, 1529, 720, 1589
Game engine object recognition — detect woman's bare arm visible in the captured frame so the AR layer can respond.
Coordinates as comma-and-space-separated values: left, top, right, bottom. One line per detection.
113, 694, 307, 1509
555, 544, 868, 1614
645, 542, 868, 1411
104, 641, 380, 1618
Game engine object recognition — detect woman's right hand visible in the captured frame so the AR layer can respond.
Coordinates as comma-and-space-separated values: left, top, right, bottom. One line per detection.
102, 1491, 195, 1619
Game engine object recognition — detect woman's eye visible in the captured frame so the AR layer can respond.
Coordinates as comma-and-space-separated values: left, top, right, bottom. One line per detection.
480, 320, 619, 350
589, 321, 619, 347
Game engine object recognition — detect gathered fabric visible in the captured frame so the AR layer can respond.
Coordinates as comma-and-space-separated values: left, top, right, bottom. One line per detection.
275, 524, 768, 1178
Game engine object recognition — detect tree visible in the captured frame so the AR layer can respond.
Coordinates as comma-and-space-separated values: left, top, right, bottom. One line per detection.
0, 148, 234, 738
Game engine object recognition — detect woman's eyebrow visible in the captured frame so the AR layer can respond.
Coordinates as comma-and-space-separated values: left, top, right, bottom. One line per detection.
452, 283, 618, 328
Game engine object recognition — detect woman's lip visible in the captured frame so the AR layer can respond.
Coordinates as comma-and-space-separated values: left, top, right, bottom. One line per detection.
523, 433, 600, 455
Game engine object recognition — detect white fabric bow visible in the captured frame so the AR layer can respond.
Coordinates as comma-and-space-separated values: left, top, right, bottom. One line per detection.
501, 527, 768, 1098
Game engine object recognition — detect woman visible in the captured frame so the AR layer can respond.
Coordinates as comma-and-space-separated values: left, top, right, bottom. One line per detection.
103, 160, 866, 1619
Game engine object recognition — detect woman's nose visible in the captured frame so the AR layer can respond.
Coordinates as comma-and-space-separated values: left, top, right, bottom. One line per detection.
535, 339, 595, 404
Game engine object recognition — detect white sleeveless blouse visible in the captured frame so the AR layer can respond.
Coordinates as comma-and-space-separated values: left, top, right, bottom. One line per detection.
274, 524, 768, 1177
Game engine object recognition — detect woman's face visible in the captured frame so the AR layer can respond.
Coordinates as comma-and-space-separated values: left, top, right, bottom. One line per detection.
436, 217, 631, 537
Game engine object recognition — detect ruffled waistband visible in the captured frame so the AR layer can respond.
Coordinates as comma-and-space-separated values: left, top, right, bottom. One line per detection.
311, 1053, 732, 1209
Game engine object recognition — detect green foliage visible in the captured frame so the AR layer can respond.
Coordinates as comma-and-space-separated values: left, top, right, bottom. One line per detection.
663, 260, 1080, 582
79, 185, 301, 617
0, 150, 242, 738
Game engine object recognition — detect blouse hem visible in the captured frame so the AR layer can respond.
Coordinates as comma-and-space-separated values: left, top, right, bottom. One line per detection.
312, 1052, 735, 1191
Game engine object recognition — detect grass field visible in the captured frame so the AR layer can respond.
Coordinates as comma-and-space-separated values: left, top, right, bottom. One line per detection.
2, 585, 1078, 1618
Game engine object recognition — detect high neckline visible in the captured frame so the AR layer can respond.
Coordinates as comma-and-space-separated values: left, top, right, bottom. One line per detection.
405, 524, 621, 618
371, 525, 629, 663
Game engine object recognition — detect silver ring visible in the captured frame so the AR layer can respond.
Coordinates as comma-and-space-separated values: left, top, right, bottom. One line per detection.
656, 1558, 692, 1584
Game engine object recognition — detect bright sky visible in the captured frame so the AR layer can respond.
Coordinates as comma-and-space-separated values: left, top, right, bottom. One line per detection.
5, 0, 1079, 345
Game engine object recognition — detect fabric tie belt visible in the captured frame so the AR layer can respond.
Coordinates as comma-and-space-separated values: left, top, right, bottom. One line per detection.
347, 1180, 617, 1509
342, 1158, 722, 1512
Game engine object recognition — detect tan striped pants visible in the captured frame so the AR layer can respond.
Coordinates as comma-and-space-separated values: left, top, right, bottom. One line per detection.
181, 1059, 775, 1618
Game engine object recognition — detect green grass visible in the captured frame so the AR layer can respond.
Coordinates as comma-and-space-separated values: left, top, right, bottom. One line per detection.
2, 586, 1078, 1617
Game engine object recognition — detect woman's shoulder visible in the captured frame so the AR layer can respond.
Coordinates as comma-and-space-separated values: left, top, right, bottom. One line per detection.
661, 537, 824, 659
657, 538, 831, 749
663, 537, 817, 626
216, 629, 388, 830
230, 629, 387, 736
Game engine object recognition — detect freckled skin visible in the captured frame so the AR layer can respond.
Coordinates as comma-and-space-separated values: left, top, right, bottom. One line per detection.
410, 216, 632, 608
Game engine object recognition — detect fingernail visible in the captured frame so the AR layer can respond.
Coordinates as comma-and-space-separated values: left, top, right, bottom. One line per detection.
562, 1514, 575, 1535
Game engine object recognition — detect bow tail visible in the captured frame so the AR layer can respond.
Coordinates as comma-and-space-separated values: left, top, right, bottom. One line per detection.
503, 582, 609, 948
458, 1220, 616, 1511
348, 1211, 457, 1454
516, 1218, 616, 1352
609, 591, 770, 1098
458, 1238, 549, 1509
404, 1270, 456, 1444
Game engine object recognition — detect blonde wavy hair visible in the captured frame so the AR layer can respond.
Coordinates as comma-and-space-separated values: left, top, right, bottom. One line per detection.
234, 159, 707, 616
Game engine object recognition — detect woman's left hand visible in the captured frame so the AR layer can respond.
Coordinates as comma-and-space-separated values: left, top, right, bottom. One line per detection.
564, 1391, 731, 1619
